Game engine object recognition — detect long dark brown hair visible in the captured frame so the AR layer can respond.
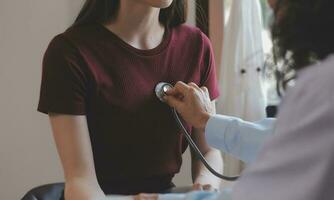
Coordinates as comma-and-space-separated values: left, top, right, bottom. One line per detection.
73, 0, 187, 28
271, 0, 334, 93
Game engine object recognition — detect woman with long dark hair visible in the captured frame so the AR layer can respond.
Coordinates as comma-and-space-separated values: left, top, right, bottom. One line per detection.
38, 0, 222, 199
161, 0, 334, 199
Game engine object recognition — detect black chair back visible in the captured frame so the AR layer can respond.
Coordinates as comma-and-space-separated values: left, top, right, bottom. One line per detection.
21, 183, 64, 200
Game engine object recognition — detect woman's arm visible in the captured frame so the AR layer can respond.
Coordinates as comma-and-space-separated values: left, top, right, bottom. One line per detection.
190, 102, 223, 190
49, 114, 105, 200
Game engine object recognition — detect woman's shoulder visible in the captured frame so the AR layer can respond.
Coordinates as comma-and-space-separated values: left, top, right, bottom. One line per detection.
46, 24, 100, 56
48, 24, 98, 49
44, 33, 81, 62
172, 24, 212, 49
43, 28, 94, 70
64, 24, 99, 39
172, 24, 201, 35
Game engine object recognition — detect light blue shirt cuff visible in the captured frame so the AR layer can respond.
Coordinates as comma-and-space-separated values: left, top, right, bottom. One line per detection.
205, 115, 235, 152
205, 115, 275, 163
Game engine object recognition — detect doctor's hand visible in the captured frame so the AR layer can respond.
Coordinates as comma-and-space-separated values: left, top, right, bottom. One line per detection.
164, 81, 214, 130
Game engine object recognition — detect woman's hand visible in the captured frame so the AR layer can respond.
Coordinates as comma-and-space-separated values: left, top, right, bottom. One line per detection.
192, 183, 217, 192
133, 193, 159, 200
65, 178, 105, 200
164, 81, 214, 130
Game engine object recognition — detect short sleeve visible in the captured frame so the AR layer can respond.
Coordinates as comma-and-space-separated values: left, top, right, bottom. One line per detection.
38, 35, 88, 115
199, 32, 220, 100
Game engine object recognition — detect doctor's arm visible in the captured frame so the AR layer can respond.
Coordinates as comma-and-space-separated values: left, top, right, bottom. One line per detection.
164, 82, 275, 164
205, 115, 275, 163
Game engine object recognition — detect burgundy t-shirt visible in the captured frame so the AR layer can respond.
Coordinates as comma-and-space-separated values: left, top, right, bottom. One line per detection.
38, 23, 220, 195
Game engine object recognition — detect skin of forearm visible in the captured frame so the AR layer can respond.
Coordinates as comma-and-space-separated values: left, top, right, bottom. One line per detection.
192, 148, 223, 189
65, 177, 105, 200
191, 126, 223, 188
191, 101, 222, 188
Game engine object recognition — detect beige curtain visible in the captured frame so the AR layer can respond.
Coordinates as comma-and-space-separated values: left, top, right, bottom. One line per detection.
209, 0, 225, 77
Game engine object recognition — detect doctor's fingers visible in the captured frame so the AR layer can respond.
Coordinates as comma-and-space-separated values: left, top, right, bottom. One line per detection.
187, 83, 207, 98
189, 83, 206, 95
200, 86, 209, 94
164, 95, 184, 110
200, 86, 210, 98
166, 81, 189, 96
188, 82, 201, 90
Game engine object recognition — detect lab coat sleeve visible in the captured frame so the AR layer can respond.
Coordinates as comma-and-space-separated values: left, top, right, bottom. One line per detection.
232, 57, 334, 200
104, 191, 227, 200
205, 115, 275, 163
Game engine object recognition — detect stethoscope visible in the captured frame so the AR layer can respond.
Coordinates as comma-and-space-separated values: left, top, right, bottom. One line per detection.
155, 82, 239, 181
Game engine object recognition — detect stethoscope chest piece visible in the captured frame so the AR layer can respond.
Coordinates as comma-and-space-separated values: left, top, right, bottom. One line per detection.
155, 82, 173, 102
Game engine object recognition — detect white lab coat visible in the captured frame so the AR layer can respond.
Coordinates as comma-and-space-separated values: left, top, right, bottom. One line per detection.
218, 0, 266, 121
217, 0, 267, 175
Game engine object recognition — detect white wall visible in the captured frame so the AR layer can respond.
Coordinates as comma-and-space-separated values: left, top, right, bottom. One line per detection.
0, 1, 195, 199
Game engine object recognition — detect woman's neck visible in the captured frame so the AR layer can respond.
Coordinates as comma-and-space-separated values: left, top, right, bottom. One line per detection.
105, 0, 165, 50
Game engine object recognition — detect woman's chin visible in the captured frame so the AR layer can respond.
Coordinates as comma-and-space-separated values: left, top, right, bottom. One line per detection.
139, 0, 174, 9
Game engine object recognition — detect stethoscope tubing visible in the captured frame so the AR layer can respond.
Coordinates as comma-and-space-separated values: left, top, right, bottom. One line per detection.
172, 108, 239, 181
